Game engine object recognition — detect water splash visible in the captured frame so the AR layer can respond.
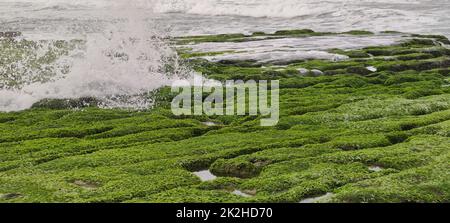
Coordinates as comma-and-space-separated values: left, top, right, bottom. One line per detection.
0, 3, 192, 112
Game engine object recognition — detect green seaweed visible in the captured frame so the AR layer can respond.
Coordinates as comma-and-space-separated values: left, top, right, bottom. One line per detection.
1, 29, 449, 203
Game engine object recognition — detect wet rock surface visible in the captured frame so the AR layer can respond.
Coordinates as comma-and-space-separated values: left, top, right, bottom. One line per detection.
0, 31, 21, 38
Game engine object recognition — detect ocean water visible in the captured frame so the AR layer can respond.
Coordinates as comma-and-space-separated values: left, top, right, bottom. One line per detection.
0, 0, 449, 111
188, 35, 406, 63
1, 0, 449, 37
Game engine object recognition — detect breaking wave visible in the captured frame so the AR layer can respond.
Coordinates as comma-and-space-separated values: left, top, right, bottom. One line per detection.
1, 0, 446, 18
0, 0, 449, 111
0, 2, 192, 111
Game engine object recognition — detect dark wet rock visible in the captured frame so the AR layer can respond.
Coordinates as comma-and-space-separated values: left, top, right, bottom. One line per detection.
0, 31, 22, 38
31, 97, 100, 109
232, 190, 253, 197
324, 69, 346, 76
401, 38, 437, 47
347, 51, 372, 58
252, 31, 266, 36
397, 53, 434, 61
274, 29, 315, 36
218, 59, 259, 67
411, 34, 450, 45
342, 30, 374, 35
211, 159, 261, 178
347, 66, 373, 76
180, 157, 218, 172
0, 193, 22, 200
378, 59, 450, 73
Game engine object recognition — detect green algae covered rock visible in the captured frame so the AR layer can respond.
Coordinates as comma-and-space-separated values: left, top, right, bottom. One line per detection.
1, 29, 450, 203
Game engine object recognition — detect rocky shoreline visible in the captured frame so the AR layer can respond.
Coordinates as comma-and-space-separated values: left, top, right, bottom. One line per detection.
0, 29, 449, 203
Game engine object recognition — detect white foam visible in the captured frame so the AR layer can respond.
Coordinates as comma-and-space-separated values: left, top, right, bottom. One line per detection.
0, 3, 193, 112
205, 51, 348, 64
0, 0, 449, 37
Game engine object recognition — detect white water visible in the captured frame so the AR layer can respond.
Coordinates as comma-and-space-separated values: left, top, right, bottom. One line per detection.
1, 0, 449, 37
0, 0, 449, 111
0, 1, 192, 111
188, 35, 405, 63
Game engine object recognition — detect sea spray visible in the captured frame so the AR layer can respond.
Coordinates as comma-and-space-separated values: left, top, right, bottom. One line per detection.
0, 2, 192, 111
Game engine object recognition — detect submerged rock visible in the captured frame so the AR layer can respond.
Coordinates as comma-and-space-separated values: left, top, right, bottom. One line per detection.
210, 159, 261, 178
346, 66, 373, 75
31, 97, 100, 109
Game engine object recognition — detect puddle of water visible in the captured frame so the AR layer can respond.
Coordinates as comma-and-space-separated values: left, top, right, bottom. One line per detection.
0, 193, 22, 200
299, 193, 334, 203
366, 66, 377, 72
193, 170, 217, 182
369, 166, 383, 172
232, 190, 253, 198
202, 121, 218, 126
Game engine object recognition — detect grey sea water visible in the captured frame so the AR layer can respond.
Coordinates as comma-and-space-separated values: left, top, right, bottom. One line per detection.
0, 0, 449, 37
